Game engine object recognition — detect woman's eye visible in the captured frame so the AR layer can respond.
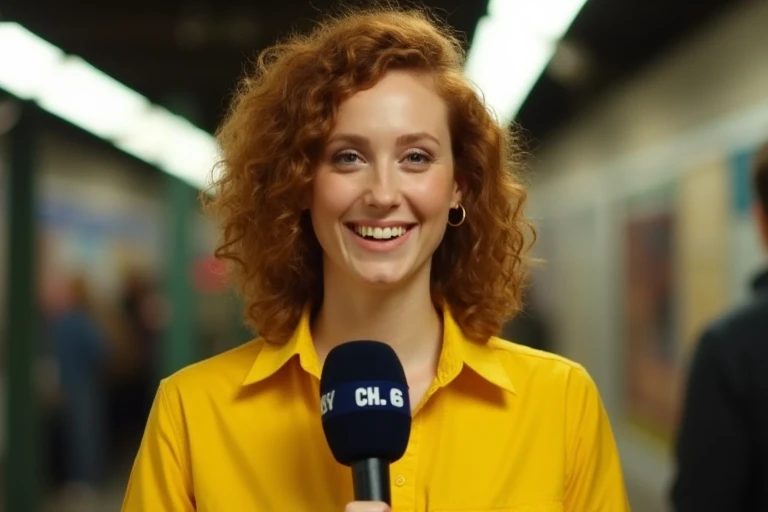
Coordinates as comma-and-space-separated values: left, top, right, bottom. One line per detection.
404, 151, 432, 165
333, 151, 362, 165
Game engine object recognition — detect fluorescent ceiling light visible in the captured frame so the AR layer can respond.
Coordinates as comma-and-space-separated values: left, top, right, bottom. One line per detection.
2, 3, 588, 187
488, 0, 588, 40
0, 22, 218, 190
114, 106, 192, 165
464, 17, 555, 125
37, 55, 152, 141
0, 23, 63, 101
465, 0, 589, 125
114, 106, 220, 188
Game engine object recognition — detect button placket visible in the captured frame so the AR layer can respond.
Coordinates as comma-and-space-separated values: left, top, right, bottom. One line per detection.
391, 413, 420, 511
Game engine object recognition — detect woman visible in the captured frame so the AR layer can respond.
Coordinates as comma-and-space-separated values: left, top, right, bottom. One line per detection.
122, 8, 629, 512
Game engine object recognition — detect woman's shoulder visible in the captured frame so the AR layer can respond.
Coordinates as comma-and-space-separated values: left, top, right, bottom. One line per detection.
487, 336, 594, 393
488, 336, 582, 369
160, 337, 266, 397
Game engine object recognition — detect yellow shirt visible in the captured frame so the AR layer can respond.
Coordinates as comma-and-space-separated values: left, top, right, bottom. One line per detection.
122, 308, 629, 511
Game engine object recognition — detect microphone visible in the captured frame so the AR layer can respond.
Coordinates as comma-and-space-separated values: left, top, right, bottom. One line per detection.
319, 341, 411, 505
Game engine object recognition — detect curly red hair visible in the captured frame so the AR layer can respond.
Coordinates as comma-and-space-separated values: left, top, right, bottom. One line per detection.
206, 7, 535, 344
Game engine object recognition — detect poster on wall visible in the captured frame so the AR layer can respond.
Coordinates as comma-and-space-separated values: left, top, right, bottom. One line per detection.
37, 196, 165, 313
623, 182, 680, 443
678, 160, 728, 356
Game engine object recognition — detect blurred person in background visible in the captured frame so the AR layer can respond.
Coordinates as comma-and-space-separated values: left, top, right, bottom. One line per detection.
671, 140, 768, 511
50, 274, 112, 510
122, 7, 628, 512
117, 271, 164, 424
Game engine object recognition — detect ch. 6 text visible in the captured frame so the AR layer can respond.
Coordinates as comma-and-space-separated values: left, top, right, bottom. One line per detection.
321, 386, 405, 415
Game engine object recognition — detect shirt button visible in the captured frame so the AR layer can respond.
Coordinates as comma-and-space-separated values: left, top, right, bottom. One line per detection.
395, 475, 406, 486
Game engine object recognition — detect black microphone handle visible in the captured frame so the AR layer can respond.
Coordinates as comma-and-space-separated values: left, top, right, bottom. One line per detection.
351, 458, 391, 505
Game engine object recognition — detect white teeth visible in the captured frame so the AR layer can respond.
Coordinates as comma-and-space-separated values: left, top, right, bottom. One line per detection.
353, 225, 409, 240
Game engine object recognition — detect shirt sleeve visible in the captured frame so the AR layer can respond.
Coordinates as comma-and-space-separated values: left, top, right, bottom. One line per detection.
121, 380, 196, 511
564, 365, 630, 512
670, 327, 750, 511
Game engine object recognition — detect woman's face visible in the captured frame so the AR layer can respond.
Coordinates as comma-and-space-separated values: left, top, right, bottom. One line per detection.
310, 70, 461, 290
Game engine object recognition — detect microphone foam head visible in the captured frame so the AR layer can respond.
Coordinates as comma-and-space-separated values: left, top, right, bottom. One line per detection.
319, 340, 411, 466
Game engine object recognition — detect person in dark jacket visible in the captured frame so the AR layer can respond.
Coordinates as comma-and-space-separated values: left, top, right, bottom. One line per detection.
51, 275, 112, 509
671, 141, 768, 511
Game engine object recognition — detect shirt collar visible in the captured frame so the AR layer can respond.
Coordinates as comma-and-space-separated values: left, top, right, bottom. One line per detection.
437, 305, 516, 394
243, 305, 320, 385
242, 304, 516, 395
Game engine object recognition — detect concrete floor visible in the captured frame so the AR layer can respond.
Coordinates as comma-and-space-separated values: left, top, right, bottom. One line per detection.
44, 478, 127, 512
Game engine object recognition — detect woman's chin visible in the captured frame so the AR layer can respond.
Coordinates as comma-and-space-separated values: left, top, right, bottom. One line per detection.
349, 262, 413, 289
329, 255, 429, 291
356, 271, 407, 288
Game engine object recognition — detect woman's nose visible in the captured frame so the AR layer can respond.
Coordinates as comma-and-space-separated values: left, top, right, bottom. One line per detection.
363, 164, 401, 210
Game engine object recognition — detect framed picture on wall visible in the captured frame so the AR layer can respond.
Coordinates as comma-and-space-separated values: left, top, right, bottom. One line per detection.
623, 182, 680, 444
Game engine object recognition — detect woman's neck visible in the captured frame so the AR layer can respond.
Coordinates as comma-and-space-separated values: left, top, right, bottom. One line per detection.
311, 268, 443, 374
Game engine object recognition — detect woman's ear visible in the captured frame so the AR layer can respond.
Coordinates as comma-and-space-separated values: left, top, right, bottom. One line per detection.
451, 177, 465, 207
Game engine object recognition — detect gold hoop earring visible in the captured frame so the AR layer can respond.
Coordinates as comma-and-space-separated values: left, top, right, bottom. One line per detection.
447, 204, 466, 227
